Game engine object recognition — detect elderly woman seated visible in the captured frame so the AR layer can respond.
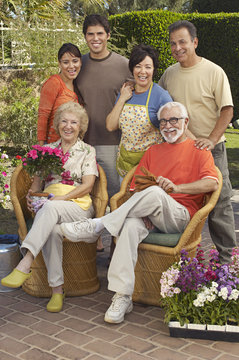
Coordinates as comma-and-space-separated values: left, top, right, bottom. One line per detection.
1, 101, 98, 312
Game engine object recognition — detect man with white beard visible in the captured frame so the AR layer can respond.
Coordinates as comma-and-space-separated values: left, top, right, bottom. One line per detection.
61, 101, 219, 324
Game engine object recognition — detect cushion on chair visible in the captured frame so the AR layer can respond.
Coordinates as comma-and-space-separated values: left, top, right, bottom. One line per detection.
142, 232, 182, 247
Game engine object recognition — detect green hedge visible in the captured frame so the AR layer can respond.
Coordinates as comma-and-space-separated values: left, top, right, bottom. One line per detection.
109, 10, 239, 120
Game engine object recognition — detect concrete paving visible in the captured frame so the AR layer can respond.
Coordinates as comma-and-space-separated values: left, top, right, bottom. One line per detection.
0, 191, 238, 360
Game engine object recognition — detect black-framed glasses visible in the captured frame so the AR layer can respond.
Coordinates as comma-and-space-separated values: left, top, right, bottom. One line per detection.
159, 117, 185, 126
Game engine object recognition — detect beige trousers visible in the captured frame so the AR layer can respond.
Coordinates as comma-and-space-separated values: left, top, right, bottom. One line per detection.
22, 200, 94, 287
102, 186, 190, 295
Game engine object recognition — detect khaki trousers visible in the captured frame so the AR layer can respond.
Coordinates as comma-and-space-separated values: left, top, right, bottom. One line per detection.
102, 186, 190, 295
22, 200, 94, 287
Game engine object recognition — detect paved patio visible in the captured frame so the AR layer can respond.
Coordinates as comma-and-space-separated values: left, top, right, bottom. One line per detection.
0, 191, 239, 360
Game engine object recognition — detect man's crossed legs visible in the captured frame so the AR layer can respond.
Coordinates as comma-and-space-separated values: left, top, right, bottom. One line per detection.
61, 186, 190, 323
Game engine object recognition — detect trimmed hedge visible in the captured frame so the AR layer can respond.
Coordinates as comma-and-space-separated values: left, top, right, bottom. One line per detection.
109, 10, 239, 120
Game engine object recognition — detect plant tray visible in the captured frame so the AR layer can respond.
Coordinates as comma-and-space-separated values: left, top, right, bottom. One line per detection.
169, 327, 239, 342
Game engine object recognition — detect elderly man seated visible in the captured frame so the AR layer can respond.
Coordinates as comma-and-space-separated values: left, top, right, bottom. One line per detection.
61, 101, 219, 324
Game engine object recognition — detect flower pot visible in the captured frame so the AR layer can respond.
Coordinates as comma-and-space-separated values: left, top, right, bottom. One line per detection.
226, 324, 239, 333
168, 321, 187, 328
207, 324, 226, 332
187, 323, 206, 330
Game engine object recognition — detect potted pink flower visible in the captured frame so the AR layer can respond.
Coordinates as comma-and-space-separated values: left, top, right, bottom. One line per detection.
22, 145, 64, 180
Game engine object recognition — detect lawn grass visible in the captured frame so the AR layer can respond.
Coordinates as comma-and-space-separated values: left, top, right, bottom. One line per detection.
225, 128, 239, 189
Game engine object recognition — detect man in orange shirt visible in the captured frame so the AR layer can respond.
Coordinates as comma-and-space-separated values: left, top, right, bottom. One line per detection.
61, 101, 219, 324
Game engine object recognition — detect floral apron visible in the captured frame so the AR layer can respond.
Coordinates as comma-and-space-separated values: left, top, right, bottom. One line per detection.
116, 83, 163, 177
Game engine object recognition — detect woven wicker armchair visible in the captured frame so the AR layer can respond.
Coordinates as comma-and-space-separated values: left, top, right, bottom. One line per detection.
110, 165, 222, 306
10, 164, 108, 297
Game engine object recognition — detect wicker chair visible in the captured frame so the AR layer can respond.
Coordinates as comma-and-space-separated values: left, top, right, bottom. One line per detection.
10, 164, 108, 297
110, 165, 222, 306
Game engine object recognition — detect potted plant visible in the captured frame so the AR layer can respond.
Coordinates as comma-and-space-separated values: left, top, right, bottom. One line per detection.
22, 144, 66, 179
160, 246, 239, 338
22, 145, 67, 213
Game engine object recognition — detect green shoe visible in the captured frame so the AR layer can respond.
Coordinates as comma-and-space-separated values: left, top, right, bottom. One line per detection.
46, 292, 65, 313
1, 268, 31, 288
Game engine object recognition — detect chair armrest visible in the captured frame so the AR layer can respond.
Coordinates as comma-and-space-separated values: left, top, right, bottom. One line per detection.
91, 165, 108, 218
10, 164, 32, 242
110, 166, 137, 211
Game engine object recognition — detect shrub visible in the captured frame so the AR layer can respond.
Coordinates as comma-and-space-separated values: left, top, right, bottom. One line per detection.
0, 78, 39, 149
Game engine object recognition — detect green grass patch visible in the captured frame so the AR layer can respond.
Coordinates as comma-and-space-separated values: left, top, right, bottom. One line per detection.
225, 129, 239, 189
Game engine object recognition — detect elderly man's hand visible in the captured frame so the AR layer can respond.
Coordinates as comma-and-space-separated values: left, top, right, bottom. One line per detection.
194, 138, 215, 151
156, 176, 176, 193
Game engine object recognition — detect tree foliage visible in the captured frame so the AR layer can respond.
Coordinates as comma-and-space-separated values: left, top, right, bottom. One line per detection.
0, 0, 68, 22
0, 78, 39, 149
64, 0, 191, 18
192, 0, 239, 13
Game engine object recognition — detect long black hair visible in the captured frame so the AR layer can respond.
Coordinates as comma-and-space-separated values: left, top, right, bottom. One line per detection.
58, 43, 84, 106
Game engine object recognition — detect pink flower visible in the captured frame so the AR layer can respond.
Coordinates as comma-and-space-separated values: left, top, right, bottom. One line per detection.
27, 149, 38, 159
24, 144, 65, 178
53, 148, 62, 157
61, 152, 70, 165
61, 170, 74, 185
1, 171, 7, 177
4, 184, 9, 189
1, 153, 8, 159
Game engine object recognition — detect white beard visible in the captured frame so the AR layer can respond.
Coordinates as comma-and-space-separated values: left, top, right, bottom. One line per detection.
161, 120, 185, 144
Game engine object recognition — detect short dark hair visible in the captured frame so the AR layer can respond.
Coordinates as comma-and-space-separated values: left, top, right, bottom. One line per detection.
168, 20, 197, 41
129, 44, 159, 77
83, 14, 110, 36
58, 43, 81, 61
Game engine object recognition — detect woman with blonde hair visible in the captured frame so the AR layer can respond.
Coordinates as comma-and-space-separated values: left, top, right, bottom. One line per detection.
1, 102, 98, 313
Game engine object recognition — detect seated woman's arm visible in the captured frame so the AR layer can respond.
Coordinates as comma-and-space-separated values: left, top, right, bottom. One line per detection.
51, 175, 96, 201
106, 83, 133, 131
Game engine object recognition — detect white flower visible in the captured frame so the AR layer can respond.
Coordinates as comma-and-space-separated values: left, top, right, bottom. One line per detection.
168, 279, 174, 286
228, 289, 239, 301
207, 294, 216, 302
193, 299, 200, 307
174, 287, 181, 294
218, 287, 228, 300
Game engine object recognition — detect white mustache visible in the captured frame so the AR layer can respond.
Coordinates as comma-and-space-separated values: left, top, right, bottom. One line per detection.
162, 127, 177, 134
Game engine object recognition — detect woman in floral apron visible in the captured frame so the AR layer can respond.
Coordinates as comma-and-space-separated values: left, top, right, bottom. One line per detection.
106, 44, 172, 178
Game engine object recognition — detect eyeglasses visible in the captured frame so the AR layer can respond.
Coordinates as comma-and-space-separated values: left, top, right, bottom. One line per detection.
159, 117, 185, 126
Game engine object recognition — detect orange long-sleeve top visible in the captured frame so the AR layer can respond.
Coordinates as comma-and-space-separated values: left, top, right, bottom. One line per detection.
37, 74, 78, 143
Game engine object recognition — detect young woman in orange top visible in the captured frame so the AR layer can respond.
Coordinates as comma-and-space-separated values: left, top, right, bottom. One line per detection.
37, 43, 83, 145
